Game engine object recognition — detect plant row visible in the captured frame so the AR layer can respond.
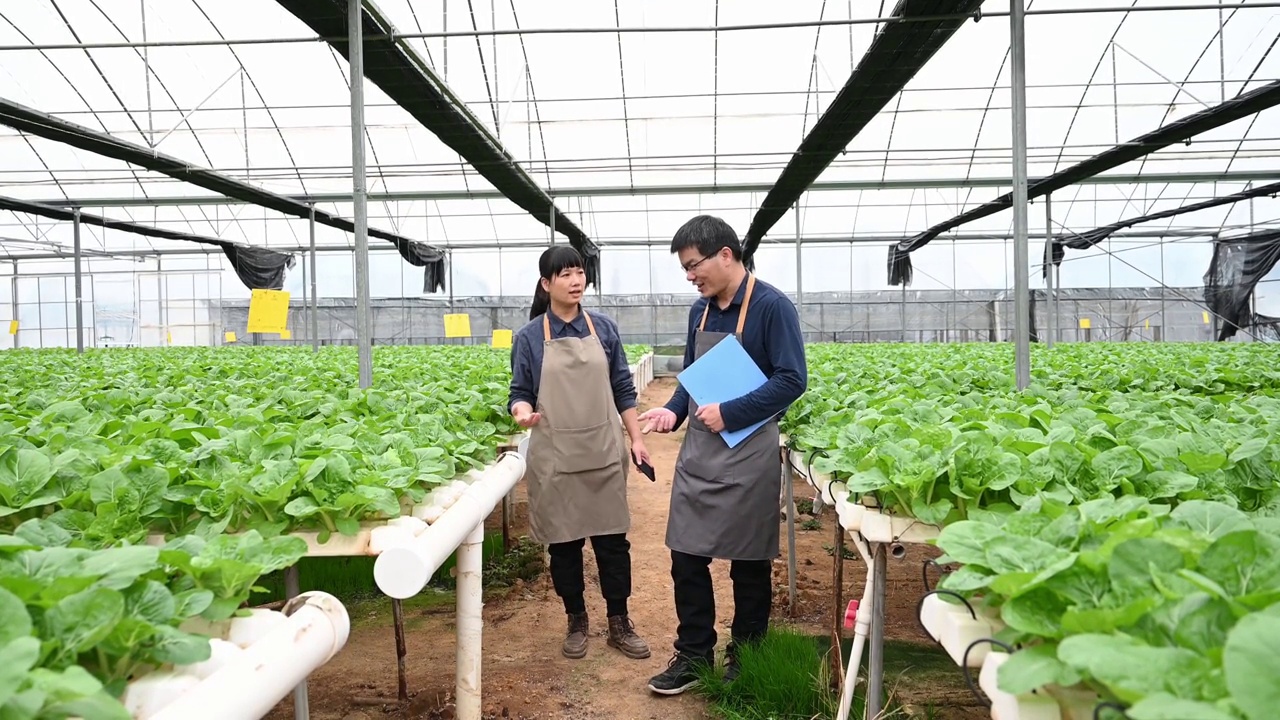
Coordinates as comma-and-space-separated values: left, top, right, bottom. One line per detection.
0, 346, 520, 542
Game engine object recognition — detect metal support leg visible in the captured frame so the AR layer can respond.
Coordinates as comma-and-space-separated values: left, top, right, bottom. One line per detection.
350, 0, 373, 388
831, 516, 846, 691
73, 209, 84, 354
866, 544, 887, 720
284, 567, 310, 720
784, 448, 797, 615
391, 599, 408, 702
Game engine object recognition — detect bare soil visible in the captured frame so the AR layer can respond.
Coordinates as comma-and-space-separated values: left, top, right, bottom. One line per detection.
265, 378, 984, 720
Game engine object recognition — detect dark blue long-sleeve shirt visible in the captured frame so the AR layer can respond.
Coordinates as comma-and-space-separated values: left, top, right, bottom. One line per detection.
663, 277, 807, 432
508, 310, 638, 414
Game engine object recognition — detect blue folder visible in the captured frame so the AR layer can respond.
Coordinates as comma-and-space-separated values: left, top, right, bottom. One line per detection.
676, 334, 768, 448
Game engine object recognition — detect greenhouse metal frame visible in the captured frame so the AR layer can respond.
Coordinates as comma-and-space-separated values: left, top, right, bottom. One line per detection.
3, 2, 1280, 719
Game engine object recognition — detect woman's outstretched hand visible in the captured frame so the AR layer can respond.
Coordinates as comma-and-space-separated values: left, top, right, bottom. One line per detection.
512, 402, 542, 428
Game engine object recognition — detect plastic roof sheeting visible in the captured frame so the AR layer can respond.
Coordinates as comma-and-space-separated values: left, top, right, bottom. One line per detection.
0, 0, 1275, 290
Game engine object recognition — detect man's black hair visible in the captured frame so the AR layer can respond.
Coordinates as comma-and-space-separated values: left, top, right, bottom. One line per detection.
669, 215, 743, 261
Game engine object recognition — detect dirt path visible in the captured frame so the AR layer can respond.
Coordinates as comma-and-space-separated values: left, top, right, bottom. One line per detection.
266, 378, 977, 720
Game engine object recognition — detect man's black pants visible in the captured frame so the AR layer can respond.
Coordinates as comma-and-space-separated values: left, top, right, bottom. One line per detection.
671, 550, 772, 660
548, 533, 632, 617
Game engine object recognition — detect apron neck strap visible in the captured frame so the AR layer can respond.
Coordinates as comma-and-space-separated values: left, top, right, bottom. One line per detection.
543, 308, 596, 341
699, 273, 757, 334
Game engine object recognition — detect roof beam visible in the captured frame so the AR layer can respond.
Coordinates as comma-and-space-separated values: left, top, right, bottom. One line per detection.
1047, 180, 1280, 276
741, 0, 985, 264
0, 96, 447, 273
29, 169, 1280, 210
271, 0, 601, 284
0, 193, 295, 289
888, 78, 1280, 285
4, 225, 1245, 262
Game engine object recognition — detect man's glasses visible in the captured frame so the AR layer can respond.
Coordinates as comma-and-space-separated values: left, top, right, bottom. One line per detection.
682, 252, 718, 274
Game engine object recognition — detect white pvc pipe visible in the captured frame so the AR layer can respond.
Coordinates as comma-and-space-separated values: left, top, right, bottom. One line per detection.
836, 534, 876, 720
150, 592, 350, 720
455, 522, 485, 720
374, 452, 527, 599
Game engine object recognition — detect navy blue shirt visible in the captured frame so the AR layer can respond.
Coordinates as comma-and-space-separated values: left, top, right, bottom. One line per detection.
663, 277, 807, 432
508, 309, 638, 414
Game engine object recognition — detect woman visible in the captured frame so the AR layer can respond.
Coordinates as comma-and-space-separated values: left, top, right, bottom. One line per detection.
508, 245, 652, 661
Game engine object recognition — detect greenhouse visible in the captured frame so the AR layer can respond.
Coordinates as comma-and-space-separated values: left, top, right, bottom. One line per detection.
1, 1, 1279, 719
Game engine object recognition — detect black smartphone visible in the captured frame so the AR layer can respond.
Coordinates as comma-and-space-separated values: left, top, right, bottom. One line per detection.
632, 452, 656, 482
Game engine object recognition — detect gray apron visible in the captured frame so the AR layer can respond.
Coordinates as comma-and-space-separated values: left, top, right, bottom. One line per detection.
525, 311, 631, 545
666, 275, 782, 561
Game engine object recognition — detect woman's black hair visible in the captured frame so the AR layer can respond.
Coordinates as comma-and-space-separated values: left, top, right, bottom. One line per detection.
529, 245, 585, 320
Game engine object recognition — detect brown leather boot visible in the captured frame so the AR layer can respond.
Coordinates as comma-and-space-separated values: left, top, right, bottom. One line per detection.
606, 615, 651, 659
562, 612, 589, 659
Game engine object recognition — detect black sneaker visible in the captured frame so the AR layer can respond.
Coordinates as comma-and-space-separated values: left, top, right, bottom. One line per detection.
647, 652, 706, 696
723, 643, 741, 684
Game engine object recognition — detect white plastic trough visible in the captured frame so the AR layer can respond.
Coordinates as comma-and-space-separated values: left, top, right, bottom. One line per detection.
372, 451, 527, 720
919, 593, 1002, 668
978, 652, 1100, 720
119, 591, 350, 720
784, 444, 846, 507
374, 452, 527, 599
628, 352, 655, 394
831, 495, 941, 546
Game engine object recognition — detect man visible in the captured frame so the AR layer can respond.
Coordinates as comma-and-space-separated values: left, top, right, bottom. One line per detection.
638, 215, 807, 695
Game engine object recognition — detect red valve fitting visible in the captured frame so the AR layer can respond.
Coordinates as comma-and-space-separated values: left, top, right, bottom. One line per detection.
844, 599, 859, 629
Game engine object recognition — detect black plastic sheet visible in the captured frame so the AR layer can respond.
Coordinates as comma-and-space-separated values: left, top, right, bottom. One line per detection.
1204, 229, 1280, 340
392, 239, 447, 293
221, 244, 297, 290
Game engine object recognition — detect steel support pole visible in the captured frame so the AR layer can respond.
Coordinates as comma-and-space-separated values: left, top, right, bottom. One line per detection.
866, 544, 887, 719
1045, 194, 1055, 349
783, 449, 797, 615
350, 0, 373, 388
309, 205, 319, 352
795, 203, 803, 338
1010, 0, 1032, 390
284, 567, 310, 720
73, 209, 84, 353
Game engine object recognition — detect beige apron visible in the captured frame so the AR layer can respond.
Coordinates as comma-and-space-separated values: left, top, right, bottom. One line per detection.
667, 275, 782, 561
525, 311, 631, 545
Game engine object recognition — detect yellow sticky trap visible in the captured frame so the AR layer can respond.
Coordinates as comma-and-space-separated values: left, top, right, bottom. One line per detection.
280, 329, 292, 340
1145, 319, 1150, 329
1203, 311, 1211, 325
443, 313, 472, 338
167, 331, 173, 345
225, 331, 238, 343
1078, 318, 1092, 329
247, 289, 291, 334
491, 329, 513, 348
7, 320, 16, 335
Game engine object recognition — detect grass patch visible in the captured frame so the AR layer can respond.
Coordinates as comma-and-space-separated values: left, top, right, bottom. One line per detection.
694, 629, 962, 720
694, 627, 842, 720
